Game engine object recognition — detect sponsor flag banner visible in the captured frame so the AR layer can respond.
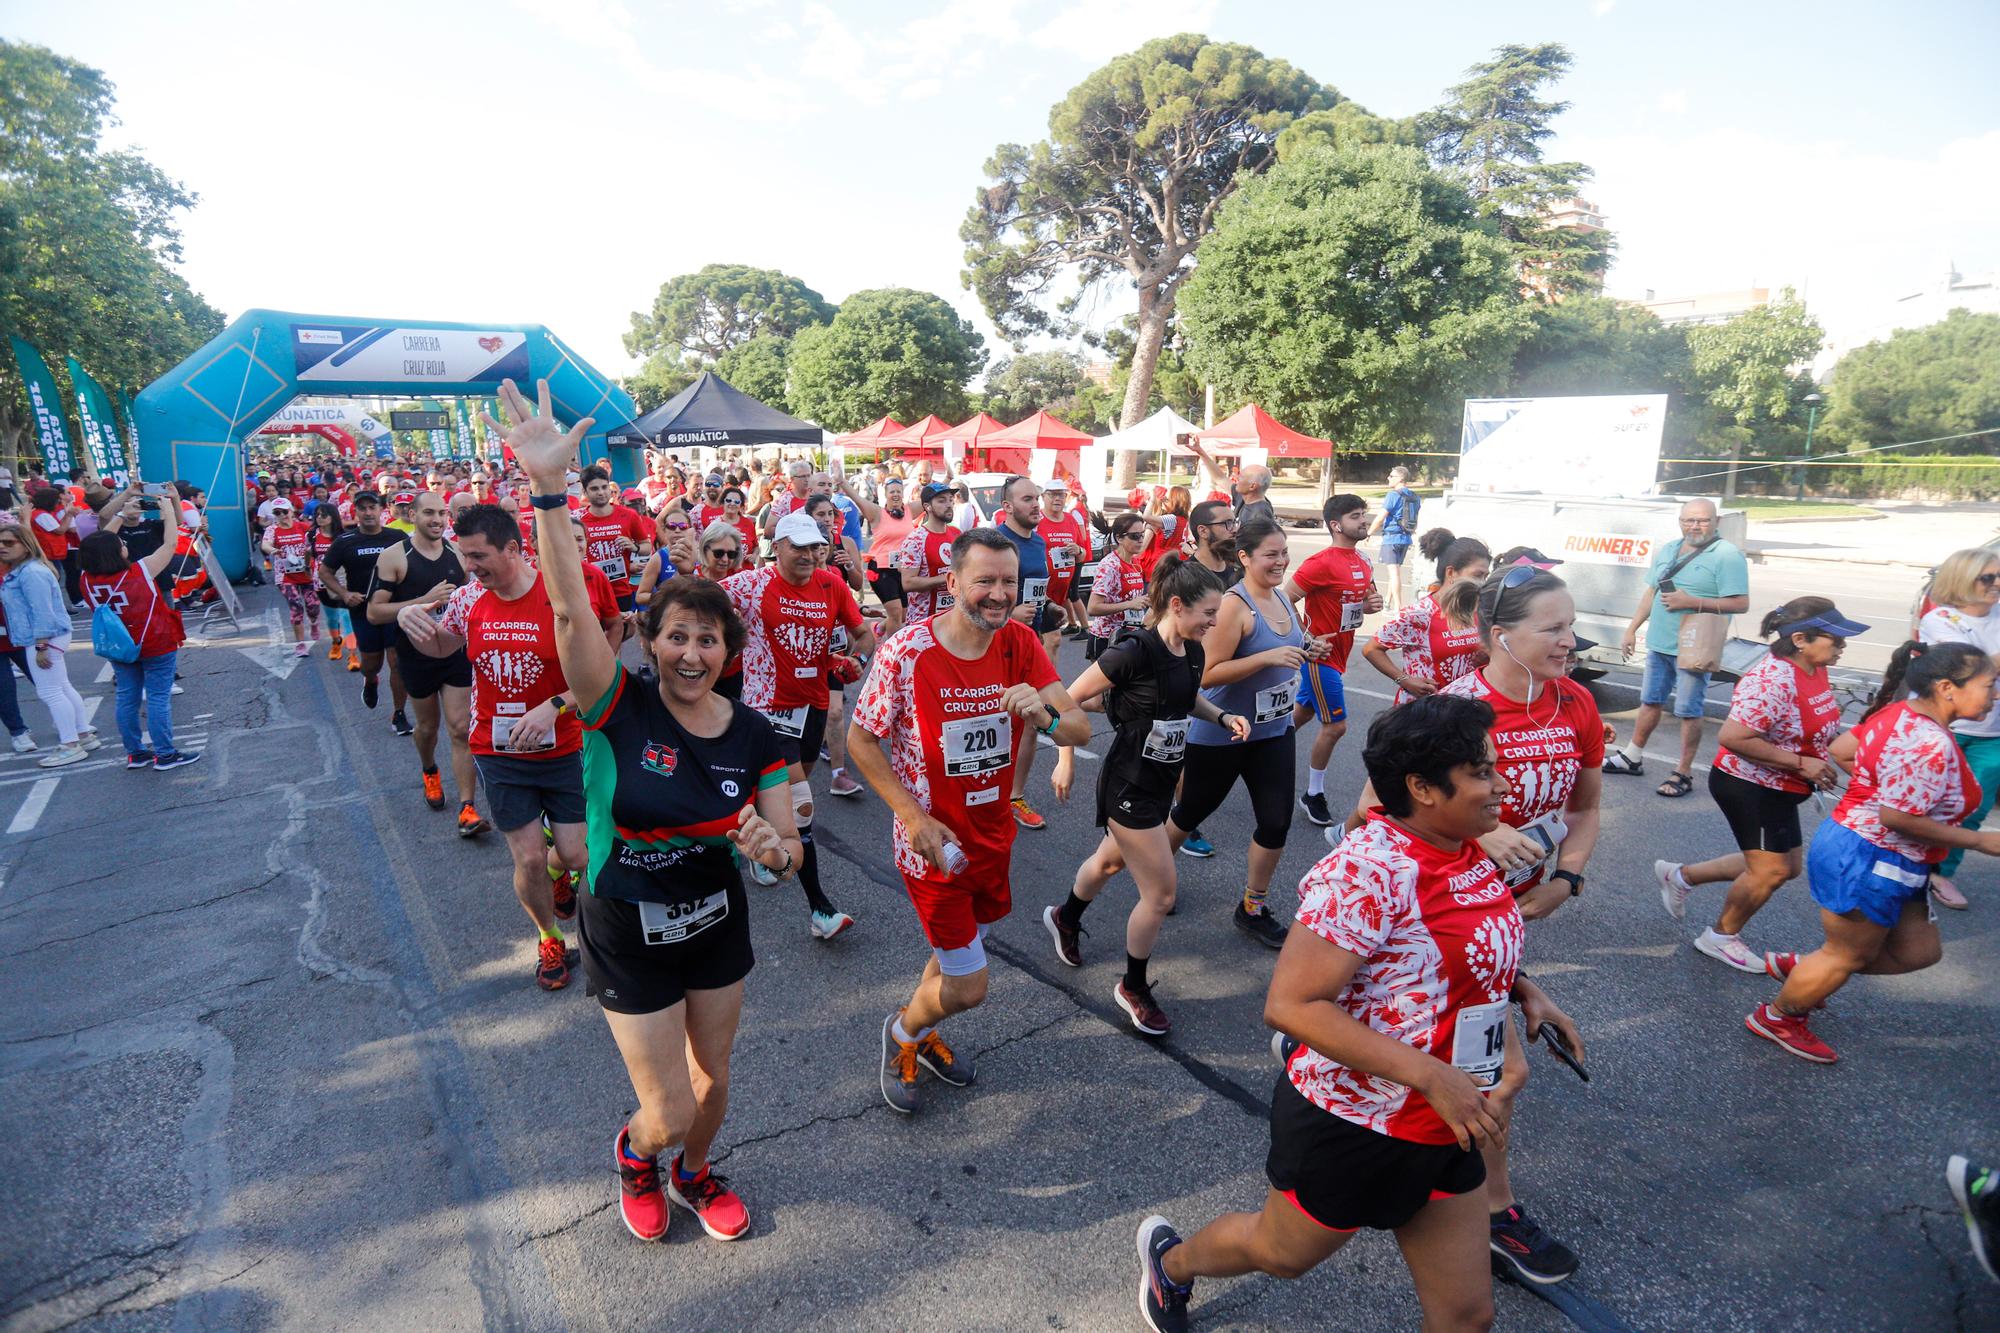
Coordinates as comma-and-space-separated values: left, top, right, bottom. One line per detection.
67, 357, 130, 485
120, 392, 143, 473
453, 399, 476, 461
8, 337, 77, 478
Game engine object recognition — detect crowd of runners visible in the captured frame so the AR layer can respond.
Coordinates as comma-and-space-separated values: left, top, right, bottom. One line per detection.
217, 380, 2000, 1325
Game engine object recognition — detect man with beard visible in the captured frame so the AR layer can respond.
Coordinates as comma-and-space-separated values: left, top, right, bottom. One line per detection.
987, 476, 1057, 831
1174, 499, 1245, 859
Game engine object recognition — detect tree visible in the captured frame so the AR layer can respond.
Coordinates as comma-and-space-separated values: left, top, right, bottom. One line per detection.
713, 334, 791, 410
961, 34, 1342, 450
1421, 44, 1609, 297
1276, 101, 1419, 160
621, 353, 701, 414
1177, 144, 1530, 460
1500, 293, 1700, 455
1821, 309, 2000, 454
0, 41, 224, 467
1683, 287, 1823, 496
980, 350, 1086, 422
623, 263, 834, 364
787, 288, 985, 432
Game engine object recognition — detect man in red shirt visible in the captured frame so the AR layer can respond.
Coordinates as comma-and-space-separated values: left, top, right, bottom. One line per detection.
579, 464, 654, 612
760, 459, 813, 539
399, 503, 619, 991
849, 528, 1087, 1116
1287, 493, 1382, 827
893, 483, 960, 623
1037, 480, 1092, 646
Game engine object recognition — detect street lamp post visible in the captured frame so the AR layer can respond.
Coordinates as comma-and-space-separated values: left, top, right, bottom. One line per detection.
1795, 392, 1823, 502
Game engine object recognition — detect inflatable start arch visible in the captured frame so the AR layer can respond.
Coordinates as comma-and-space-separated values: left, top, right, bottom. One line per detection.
132, 309, 643, 578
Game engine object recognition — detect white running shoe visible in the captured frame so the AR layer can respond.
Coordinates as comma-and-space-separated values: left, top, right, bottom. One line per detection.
1656, 860, 1690, 921
37, 742, 87, 769
12, 733, 38, 753
809, 910, 854, 940
749, 859, 780, 887
77, 731, 102, 752
1695, 928, 1765, 974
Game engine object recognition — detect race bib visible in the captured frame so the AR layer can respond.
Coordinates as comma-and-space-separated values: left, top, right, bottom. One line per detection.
490, 714, 553, 752
1049, 545, 1076, 571
936, 591, 955, 610
279, 554, 306, 574
762, 705, 807, 738
1142, 716, 1189, 764
1253, 679, 1296, 725
942, 711, 1011, 778
1340, 598, 1366, 633
597, 554, 628, 582
1123, 607, 1145, 626
1451, 1000, 1509, 1089
831, 625, 849, 653
1021, 576, 1048, 608
1501, 811, 1567, 890
638, 892, 728, 946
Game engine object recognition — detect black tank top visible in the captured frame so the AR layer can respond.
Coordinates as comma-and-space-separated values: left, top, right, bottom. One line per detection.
384, 536, 466, 601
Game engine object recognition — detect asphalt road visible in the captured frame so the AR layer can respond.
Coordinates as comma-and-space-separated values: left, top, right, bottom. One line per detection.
2, 584, 1995, 1332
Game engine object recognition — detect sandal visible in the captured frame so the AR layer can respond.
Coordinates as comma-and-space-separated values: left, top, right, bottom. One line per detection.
1930, 876, 1969, 911
1602, 751, 1644, 776
1656, 772, 1694, 798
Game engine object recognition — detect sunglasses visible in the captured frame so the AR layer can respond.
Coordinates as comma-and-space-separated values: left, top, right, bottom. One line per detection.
1118, 530, 1145, 542
709, 548, 743, 560
1979, 572, 1999, 587
664, 522, 690, 532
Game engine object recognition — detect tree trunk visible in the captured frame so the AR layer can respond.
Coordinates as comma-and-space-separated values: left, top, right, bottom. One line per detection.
1112, 292, 1172, 492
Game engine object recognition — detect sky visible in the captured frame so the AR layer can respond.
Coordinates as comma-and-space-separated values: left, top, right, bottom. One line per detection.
8, 0, 1998, 385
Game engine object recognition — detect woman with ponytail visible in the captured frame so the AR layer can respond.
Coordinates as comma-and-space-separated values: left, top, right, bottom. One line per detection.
1746, 640, 1998, 1064
1047, 555, 1246, 1037
1361, 531, 1490, 704
1915, 546, 2000, 909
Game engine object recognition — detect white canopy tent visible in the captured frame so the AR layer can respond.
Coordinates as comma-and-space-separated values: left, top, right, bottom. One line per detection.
1083, 406, 1237, 515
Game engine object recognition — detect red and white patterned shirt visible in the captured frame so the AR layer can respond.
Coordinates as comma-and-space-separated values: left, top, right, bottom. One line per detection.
851, 617, 1059, 883
894, 524, 960, 622
720, 564, 863, 711
1088, 553, 1146, 639
1370, 594, 1485, 704
1831, 702, 1980, 864
1716, 653, 1842, 794
579, 504, 651, 600
1285, 812, 1524, 1146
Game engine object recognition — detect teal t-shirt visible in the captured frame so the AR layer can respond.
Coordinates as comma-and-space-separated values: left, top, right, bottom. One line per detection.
1645, 537, 1749, 656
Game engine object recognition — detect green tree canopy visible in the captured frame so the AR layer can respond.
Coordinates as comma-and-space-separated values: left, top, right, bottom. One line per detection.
0, 40, 224, 462
1177, 144, 1530, 453
1684, 288, 1823, 429
1822, 309, 2000, 454
713, 333, 791, 411
1499, 293, 1699, 453
961, 34, 1340, 435
787, 288, 985, 432
624, 263, 834, 364
1276, 102, 1419, 160
621, 353, 702, 414
980, 350, 1085, 422
1420, 43, 1609, 297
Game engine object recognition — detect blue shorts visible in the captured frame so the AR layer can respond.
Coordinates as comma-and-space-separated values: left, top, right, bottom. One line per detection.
1640, 650, 1710, 719
1379, 541, 1410, 566
1298, 661, 1346, 724
1807, 821, 1934, 929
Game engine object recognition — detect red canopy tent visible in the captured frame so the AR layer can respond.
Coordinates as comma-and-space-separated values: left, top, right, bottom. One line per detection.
873, 412, 954, 459
1196, 403, 1333, 458
939, 412, 1008, 447
983, 409, 1095, 483
831, 415, 905, 447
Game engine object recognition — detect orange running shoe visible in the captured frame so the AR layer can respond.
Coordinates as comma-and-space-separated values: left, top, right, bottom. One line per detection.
346, 651, 361, 671
456, 803, 489, 838
421, 768, 446, 809
328, 635, 343, 660
536, 935, 571, 990
1010, 796, 1046, 830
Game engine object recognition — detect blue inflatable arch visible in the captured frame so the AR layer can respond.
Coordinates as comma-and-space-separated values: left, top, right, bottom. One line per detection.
131, 309, 644, 578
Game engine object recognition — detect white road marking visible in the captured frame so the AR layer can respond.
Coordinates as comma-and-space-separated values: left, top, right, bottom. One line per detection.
82, 696, 102, 727
95, 662, 114, 684
7, 778, 58, 833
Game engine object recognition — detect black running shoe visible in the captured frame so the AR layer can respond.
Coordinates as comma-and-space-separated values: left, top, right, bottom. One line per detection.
1233, 901, 1288, 949
1135, 1215, 1192, 1333
1490, 1204, 1579, 1285
391, 709, 414, 737
1042, 904, 1085, 967
1948, 1156, 2000, 1283
1298, 791, 1334, 826
362, 676, 379, 709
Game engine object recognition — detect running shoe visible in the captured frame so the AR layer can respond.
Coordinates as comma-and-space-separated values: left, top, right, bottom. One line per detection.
421, 768, 446, 810
1931, 876, 1970, 910
749, 859, 780, 887
880, 1013, 922, 1115
456, 803, 489, 838
1298, 791, 1334, 827
668, 1155, 750, 1241
362, 676, 379, 708
153, 751, 202, 771
1010, 796, 1046, 830
536, 935, 571, 990
1745, 1002, 1836, 1063
391, 709, 414, 737
1695, 928, 1765, 974
1233, 901, 1288, 949
915, 1028, 975, 1086
809, 909, 854, 940
1270, 1030, 1299, 1066
1655, 859, 1690, 921
1490, 1204, 1580, 1285
1115, 980, 1172, 1037
1946, 1155, 2000, 1283
1042, 904, 1085, 967
294, 642, 309, 658
10, 733, 36, 753
37, 743, 87, 769
126, 751, 156, 770
614, 1127, 668, 1242
1765, 951, 1798, 980
550, 870, 578, 922
346, 652, 361, 672
1179, 831, 1215, 858
1135, 1215, 1192, 1333
328, 635, 344, 660
828, 770, 863, 798
77, 731, 101, 752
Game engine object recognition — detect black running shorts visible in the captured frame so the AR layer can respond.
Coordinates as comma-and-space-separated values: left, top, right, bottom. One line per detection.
1708, 767, 1809, 855
473, 751, 585, 832
577, 885, 753, 1014
1265, 1076, 1485, 1232
400, 648, 472, 700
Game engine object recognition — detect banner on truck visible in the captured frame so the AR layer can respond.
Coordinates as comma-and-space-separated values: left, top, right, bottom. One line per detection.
1458, 394, 1667, 498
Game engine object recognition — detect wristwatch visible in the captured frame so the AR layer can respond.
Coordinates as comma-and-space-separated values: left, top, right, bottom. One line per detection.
1549, 869, 1584, 897
1038, 705, 1061, 737
529, 492, 568, 510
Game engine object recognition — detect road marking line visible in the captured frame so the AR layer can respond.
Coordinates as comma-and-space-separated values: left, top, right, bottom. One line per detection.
95, 662, 114, 684
82, 696, 102, 727
8, 778, 58, 833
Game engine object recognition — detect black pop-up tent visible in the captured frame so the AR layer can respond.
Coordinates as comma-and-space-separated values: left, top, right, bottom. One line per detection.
608, 371, 823, 449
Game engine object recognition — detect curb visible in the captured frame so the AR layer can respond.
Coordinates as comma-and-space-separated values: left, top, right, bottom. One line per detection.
1744, 510, 1886, 525
1748, 548, 1935, 571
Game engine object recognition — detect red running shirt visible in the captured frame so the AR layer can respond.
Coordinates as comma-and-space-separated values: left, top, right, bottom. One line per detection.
893, 525, 960, 621
1717, 654, 1843, 795
1039, 510, 1090, 602
1286, 811, 1524, 1145
268, 522, 316, 585
1831, 702, 1980, 864
851, 617, 1059, 883
1442, 669, 1604, 833
720, 565, 863, 710
1370, 593, 1485, 703
580, 504, 651, 598
1087, 553, 1146, 639
1290, 546, 1374, 671
437, 571, 615, 759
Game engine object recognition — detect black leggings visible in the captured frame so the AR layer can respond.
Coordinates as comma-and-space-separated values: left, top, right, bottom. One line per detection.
1171, 730, 1296, 850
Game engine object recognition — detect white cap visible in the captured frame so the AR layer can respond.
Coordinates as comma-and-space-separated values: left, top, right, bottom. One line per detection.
772, 511, 828, 547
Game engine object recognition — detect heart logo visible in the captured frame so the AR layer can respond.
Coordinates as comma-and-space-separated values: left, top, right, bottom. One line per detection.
477, 336, 503, 353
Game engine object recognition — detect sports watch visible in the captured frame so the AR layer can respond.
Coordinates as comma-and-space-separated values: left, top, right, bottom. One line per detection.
1549, 870, 1584, 897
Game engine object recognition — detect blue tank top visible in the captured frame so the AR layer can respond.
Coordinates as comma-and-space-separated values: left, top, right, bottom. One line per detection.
1189, 580, 1303, 745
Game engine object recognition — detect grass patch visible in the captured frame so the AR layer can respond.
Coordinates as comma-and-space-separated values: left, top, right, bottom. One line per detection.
1724, 497, 1879, 519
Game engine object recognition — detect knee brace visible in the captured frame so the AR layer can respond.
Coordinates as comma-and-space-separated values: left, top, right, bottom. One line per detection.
791, 779, 815, 831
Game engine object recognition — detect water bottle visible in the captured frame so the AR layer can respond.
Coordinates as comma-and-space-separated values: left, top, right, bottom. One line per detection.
940, 841, 969, 877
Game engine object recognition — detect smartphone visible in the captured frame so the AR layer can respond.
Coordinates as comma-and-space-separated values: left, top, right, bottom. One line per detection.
1538, 1024, 1590, 1082
140, 482, 173, 497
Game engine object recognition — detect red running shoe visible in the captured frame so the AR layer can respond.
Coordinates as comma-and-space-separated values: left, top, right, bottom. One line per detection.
536, 935, 571, 991
1765, 951, 1798, 980
615, 1127, 668, 1242
551, 870, 578, 922
1745, 1002, 1836, 1063
668, 1155, 750, 1240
